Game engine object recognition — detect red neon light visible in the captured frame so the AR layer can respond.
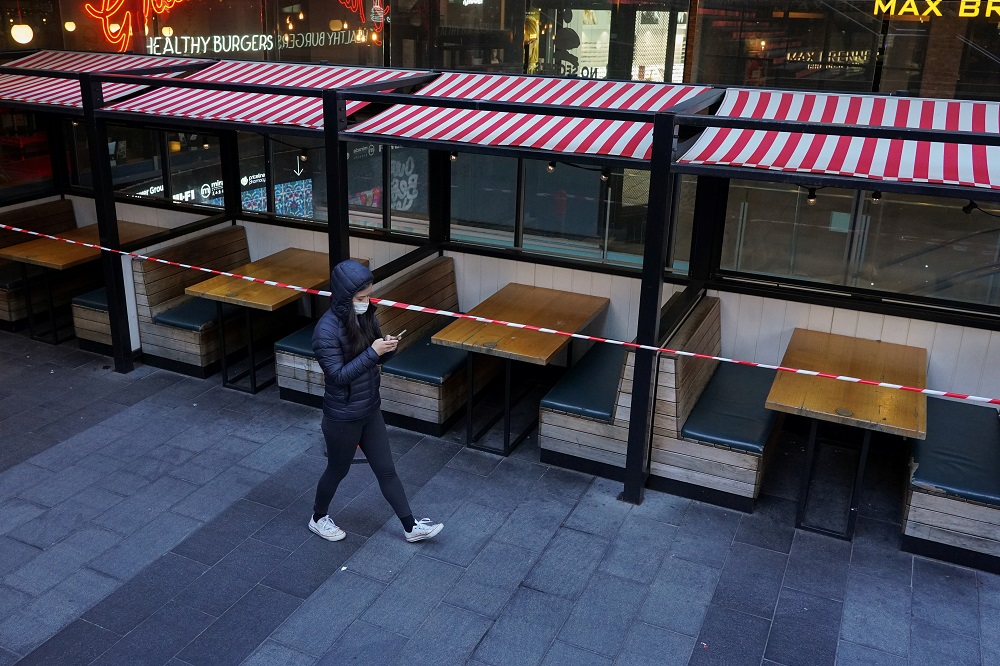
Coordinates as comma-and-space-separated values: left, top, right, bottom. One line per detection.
339, 0, 366, 23
85, 0, 187, 52
372, 0, 388, 32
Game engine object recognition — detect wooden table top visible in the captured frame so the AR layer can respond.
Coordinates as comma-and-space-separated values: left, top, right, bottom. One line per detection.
432, 283, 610, 365
765, 328, 928, 439
0, 221, 161, 270
185, 248, 346, 312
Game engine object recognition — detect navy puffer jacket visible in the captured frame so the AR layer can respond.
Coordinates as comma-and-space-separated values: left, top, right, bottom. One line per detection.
312, 260, 390, 421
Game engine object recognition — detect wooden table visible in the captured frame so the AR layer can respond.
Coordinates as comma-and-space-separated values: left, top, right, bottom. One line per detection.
766, 328, 927, 539
433, 283, 609, 454
0, 221, 160, 343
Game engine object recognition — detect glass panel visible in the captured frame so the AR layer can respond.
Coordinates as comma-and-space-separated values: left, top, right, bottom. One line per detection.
450, 153, 517, 247
239, 133, 267, 213
271, 136, 322, 220
389, 145, 428, 236
858, 194, 1000, 306
672, 174, 696, 274
346, 141, 384, 228
721, 181, 855, 283
109, 126, 164, 200
522, 160, 602, 260
0, 109, 52, 190
165, 131, 223, 207
431, 0, 525, 73
605, 168, 647, 267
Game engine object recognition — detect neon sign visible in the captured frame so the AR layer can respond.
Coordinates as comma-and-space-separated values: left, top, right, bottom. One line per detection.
85, 0, 187, 51
873, 0, 1000, 16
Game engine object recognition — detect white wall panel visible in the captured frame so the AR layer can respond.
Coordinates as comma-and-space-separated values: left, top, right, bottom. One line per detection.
880, 316, 911, 346
952, 328, 991, 396
830, 308, 859, 337
854, 311, 884, 341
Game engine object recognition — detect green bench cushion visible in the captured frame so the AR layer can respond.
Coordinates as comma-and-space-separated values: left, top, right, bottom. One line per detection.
275, 322, 316, 357
681, 363, 779, 455
153, 298, 240, 332
910, 399, 1000, 508
71, 287, 108, 312
540, 343, 628, 422
381, 334, 468, 385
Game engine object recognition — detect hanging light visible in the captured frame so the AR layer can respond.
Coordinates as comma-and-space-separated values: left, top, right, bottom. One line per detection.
109, 22, 120, 34
10, 0, 32, 44
299, 152, 308, 162
449, 152, 457, 162
298, 10, 304, 19
202, 140, 211, 150
329, 19, 342, 30
870, 190, 882, 203
962, 200, 978, 215
546, 161, 556, 173
64, 21, 76, 31
807, 188, 817, 205
161, 25, 173, 36
600, 168, 609, 182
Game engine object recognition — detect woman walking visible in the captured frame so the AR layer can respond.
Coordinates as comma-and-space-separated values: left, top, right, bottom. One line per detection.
308, 259, 443, 543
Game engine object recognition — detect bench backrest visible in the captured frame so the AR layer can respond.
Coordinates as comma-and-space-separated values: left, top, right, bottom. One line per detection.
616, 295, 721, 438
0, 199, 76, 253
373, 255, 458, 352
132, 225, 250, 319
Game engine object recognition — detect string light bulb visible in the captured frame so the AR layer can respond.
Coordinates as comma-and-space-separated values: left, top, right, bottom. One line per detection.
870, 190, 881, 203
600, 169, 609, 182
962, 200, 978, 215
546, 161, 556, 173
807, 188, 817, 205
449, 152, 457, 162
64, 21, 76, 31
10, 0, 31, 44
161, 25, 173, 36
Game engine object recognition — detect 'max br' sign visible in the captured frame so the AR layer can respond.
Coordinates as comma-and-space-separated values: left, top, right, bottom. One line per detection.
874, 0, 1000, 16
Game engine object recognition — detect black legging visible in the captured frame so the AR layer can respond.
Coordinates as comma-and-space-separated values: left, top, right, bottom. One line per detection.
313, 409, 414, 530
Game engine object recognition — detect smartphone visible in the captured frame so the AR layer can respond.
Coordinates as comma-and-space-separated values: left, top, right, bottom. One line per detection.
394, 329, 407, 340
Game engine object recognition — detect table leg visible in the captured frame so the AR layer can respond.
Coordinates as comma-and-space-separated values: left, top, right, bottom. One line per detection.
503, 358, 512, 453
21, 263, 37, 340
796, 420, 872, 541
218, 302, 233, 388
466, 352, 475, 446
845, 430, 872, 539
246, 307, 257, 394
795, 420, 819, 530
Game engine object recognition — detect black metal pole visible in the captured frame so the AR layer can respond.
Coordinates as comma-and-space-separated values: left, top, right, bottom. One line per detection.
81, 74, 133, 373
219, 131, 241, 221
45, 114, 70, 192
688, 175, 729, 285
622, 112, 677, 505
323, 90, 351, 264
427, 150, 451, 245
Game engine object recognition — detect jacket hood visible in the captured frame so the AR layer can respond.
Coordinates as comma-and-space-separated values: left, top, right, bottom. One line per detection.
330, 259, 374, 319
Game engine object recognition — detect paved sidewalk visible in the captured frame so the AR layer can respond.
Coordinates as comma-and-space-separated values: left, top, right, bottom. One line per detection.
0, 330, 998, 666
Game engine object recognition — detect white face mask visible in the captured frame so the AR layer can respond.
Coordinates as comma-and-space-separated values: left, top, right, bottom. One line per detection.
353, 300, 369, 315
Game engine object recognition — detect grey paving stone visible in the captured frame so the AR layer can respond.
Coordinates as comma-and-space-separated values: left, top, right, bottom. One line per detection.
0, 497, 46, 537
0, 568, 119, 654
105, 372, 182, 407
172, 499, 280, 566
263, 532, 363, 600
984, 592, 1000, 666
342, 524, 421, 583
0, 647, 15, 666
446, 447, 503, 477
413, 501, 507, 567
333, 481, 401, 538
177, 583, 301, 666
524, 527, 610, 600
733, 494, 797, 555
563, 477, 633, 540
470, 457, 548, 512
361, 554, 464, 637
834, 641, 908, 666
91, 602, 213, 666
230, 409, 291, 445
598, 513, 676, 584
392, 437, 461, 489
407, 466, 483, 523
840, 569, 911, 659
175, 537, 290, 616
628, 488, 690, 527
92, 476, 200, 535
557, 572, 647, 657
5, 526, 120, 596
444, 539, 538, 619
540, 641, 611, 666
245, 457, 320, 510
240, 427, 317, 474
396, 603, 492, 666
711, 541, 788, 619
530, 466, 593, 502
616, 621, 695, 666
981, 570, 1000, 608
95, 469, 151, 497
765, 587, 842, 666
241, 640, 316, 666
911, 557, 980, 637
687, 605, 771, 666
83, 552, 209, 635
0, 464, 54, 500
251, 494, 315, 552
14, 618, 121, 666
473, 587, 575, 666
909, 617, 981, 666
317, 620, 407, 666
783, 530, 852, 602
494, 492, 573, 553
0, 584, 29, 623
148, 443, 198, 466
271, 570, 384, 656
28, 425, 125, 473
669, 502, 742, 570
89, 511, 203, 580
639, 554, 721, 637
74, 453, 127, 476
10, 486, 126, 549
172, 466, 269, 522
849, 518, 913, 587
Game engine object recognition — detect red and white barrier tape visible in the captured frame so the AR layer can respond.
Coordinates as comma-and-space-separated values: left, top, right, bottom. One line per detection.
3, 221, 999, 407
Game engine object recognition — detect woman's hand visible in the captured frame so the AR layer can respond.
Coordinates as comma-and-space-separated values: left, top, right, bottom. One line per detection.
371, 336, 399, 356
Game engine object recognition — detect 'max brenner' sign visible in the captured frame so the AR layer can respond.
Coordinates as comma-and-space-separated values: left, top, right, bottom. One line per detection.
874, 0, 1000, 16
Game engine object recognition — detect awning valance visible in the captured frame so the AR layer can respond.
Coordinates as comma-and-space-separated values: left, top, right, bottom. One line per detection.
103, 60, 430, 130
345, 72, 712, 161
677, 89, 1000, 191
0, 50, 202, 109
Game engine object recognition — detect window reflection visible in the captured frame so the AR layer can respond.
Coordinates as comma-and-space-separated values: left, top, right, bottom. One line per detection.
389, 145, 428, 236
450, 153, 517, 247
0, 109, 51, 191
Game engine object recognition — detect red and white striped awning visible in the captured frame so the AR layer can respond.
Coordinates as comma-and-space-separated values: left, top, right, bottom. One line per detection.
346, 72, 712, 160
104, 60, 430, 130
0, 50, 202, 109
677, 89, 1000, 190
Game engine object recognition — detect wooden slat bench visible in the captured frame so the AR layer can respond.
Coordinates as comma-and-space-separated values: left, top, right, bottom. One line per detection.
71, 287, 110, 353
133, 225, 249, 376
0, 200, 80, 325
539, 295, 781, 511
903, 398, 1000, 573
275, 255, 494, 434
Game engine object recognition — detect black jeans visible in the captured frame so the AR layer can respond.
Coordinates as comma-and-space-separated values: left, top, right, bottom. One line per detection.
313, 409, 412, 528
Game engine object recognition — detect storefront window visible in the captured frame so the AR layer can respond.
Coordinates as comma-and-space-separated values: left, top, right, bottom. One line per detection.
389, 145, 428, 236
0, 109, 52, 192
347, 141, 384, 228
522, 159, 602, 260
239, 133, 267, 213
451, 153, 517, 246
110, 126, 164, 199
271, 136, 322, 220
605, 168, 647, 268
164, 131, 222, 208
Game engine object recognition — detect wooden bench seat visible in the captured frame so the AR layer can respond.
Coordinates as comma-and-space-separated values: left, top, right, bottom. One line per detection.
540, 295, 779, 511
71, 287, 110, 352
133, 225, 249, 376
0, 200, 82, 325
903, 398, 1000, 573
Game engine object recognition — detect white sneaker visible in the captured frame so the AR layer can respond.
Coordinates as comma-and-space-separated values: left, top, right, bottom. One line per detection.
405, 518, 443, 543
309, 515, 346, 541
